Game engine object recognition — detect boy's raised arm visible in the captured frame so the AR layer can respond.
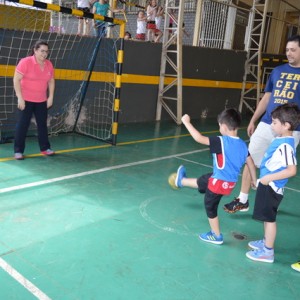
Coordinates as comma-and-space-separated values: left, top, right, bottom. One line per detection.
181, 114, 210, 146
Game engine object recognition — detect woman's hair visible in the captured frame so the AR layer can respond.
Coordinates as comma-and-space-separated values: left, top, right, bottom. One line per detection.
271, 103, 300, 131
217, 108, 242, 131
28, 40, 49, 56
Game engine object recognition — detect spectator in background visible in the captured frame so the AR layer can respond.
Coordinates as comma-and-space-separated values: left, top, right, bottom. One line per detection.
136, 10, 147, 41
93, 0, 123, 37
146, 0, 157, 42
77, 0, 91, 36
154, 5, 163, 43
124, 31, 132, 40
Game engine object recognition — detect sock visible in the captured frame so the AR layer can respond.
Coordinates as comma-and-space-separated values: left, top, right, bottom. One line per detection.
238, 192, 248, 204
263, 246, 274, 254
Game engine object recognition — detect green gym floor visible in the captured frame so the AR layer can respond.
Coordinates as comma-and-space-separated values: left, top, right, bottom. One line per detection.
0, 120, 299, 300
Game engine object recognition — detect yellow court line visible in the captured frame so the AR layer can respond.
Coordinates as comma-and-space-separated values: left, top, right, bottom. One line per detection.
1, 65, 247, 89
0, 130, 222, 162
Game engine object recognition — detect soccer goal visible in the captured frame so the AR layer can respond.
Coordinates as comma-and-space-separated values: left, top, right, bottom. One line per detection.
0, 0, 126, 145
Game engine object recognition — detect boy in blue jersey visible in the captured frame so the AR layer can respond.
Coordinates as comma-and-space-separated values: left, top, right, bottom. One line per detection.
246, 103, 300, 263
168, 108, 257, 245
224, 35, 300, 213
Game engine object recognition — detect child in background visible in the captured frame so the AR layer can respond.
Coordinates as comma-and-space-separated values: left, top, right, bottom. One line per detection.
124, 31, 132, 40
246, 103, 300, 263
154, 5, 164, 43
136, 10, 147, 41
146, 0, 157, 42
77, 0, 91, 36
93, 0, 123, 37
169, 109, 257, 245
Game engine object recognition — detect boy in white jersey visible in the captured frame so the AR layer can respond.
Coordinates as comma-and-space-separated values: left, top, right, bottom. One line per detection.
246, 103, 300, 263
168, 109, 257, 245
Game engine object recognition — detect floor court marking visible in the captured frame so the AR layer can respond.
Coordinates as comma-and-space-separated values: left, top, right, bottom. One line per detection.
140, 196, 199, 237
0, 149, 209, 194
0, 257, 51, 300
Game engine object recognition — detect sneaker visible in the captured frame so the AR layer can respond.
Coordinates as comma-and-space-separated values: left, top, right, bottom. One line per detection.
199, 231, 224, 245
175, 165, 186, 188
223, 197, 249, 213
291, 261, 300, 272
246, 248, 274, 263
14, 153, 24, 160
41, 149, 55, 156
248, 239, 264, 250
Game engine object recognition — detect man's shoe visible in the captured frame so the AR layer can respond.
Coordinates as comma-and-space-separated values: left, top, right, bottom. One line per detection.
199, 231, 223, 245
291, 261, 300, 272
246, 248, 274, 263
248, 239, 264, 250
41, 149, 55, 156
223, 197, 249, 213
175, 165, 186, 188
14, 153, 24, 160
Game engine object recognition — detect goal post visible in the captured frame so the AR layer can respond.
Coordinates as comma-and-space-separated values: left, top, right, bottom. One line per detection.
0, 0, 126, 145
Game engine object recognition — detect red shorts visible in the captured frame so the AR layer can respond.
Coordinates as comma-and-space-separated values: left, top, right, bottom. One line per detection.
136, 33, 145, 40
208, 177, 236, 195
147, 21, 156, 30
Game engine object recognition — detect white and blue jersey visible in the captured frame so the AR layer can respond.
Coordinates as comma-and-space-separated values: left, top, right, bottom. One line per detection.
260, 136, 297, 189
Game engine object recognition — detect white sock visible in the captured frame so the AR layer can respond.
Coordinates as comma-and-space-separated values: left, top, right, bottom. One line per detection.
238, 192, 248, 204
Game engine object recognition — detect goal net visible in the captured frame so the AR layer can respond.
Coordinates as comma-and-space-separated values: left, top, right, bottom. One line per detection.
0, 0, 126, 145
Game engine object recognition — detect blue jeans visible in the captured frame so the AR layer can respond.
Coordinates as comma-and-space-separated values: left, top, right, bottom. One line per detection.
95, 22, 106, 37
14, 101, 50, 153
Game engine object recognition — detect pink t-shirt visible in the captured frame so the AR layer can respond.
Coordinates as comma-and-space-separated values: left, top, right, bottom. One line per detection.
16, 55, 54, 103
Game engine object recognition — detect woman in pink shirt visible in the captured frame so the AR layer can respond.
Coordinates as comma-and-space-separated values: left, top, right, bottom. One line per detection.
13, 40, 55, 160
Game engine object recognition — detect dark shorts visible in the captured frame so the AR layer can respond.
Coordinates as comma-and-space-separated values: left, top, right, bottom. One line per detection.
253, 182, 283, 222
197, 173, 212, 193
197, 173, 222, 218
77, 7, 90, 19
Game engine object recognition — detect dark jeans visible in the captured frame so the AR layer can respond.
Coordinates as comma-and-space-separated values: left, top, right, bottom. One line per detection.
95, 22, 106, 37
14, 101, 50, 153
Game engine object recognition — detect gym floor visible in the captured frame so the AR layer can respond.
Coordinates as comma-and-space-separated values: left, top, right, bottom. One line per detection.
0, 119, 299, 300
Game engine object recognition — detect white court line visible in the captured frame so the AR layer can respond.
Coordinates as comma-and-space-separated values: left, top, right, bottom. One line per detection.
0, 258, 52, 300
0, 149, 208, 194
0, 149, 207, 299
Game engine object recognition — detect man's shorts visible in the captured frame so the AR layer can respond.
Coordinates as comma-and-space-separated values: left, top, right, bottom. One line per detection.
249, 122, 300, 167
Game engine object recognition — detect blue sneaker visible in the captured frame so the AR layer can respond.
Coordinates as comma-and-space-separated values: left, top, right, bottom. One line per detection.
246, 248, 274, 263
199, 231, 223, 245
175, 165, 186, 188
248, 239, 264, 250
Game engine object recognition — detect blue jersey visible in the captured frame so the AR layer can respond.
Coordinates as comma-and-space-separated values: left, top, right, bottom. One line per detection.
209, 136, 248, 182
261, 64, 300, 130
260, 136, 297, 188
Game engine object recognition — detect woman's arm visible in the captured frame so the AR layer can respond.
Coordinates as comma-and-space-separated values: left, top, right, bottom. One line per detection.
47, 77, 55, 108
13, 70, 25, 110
